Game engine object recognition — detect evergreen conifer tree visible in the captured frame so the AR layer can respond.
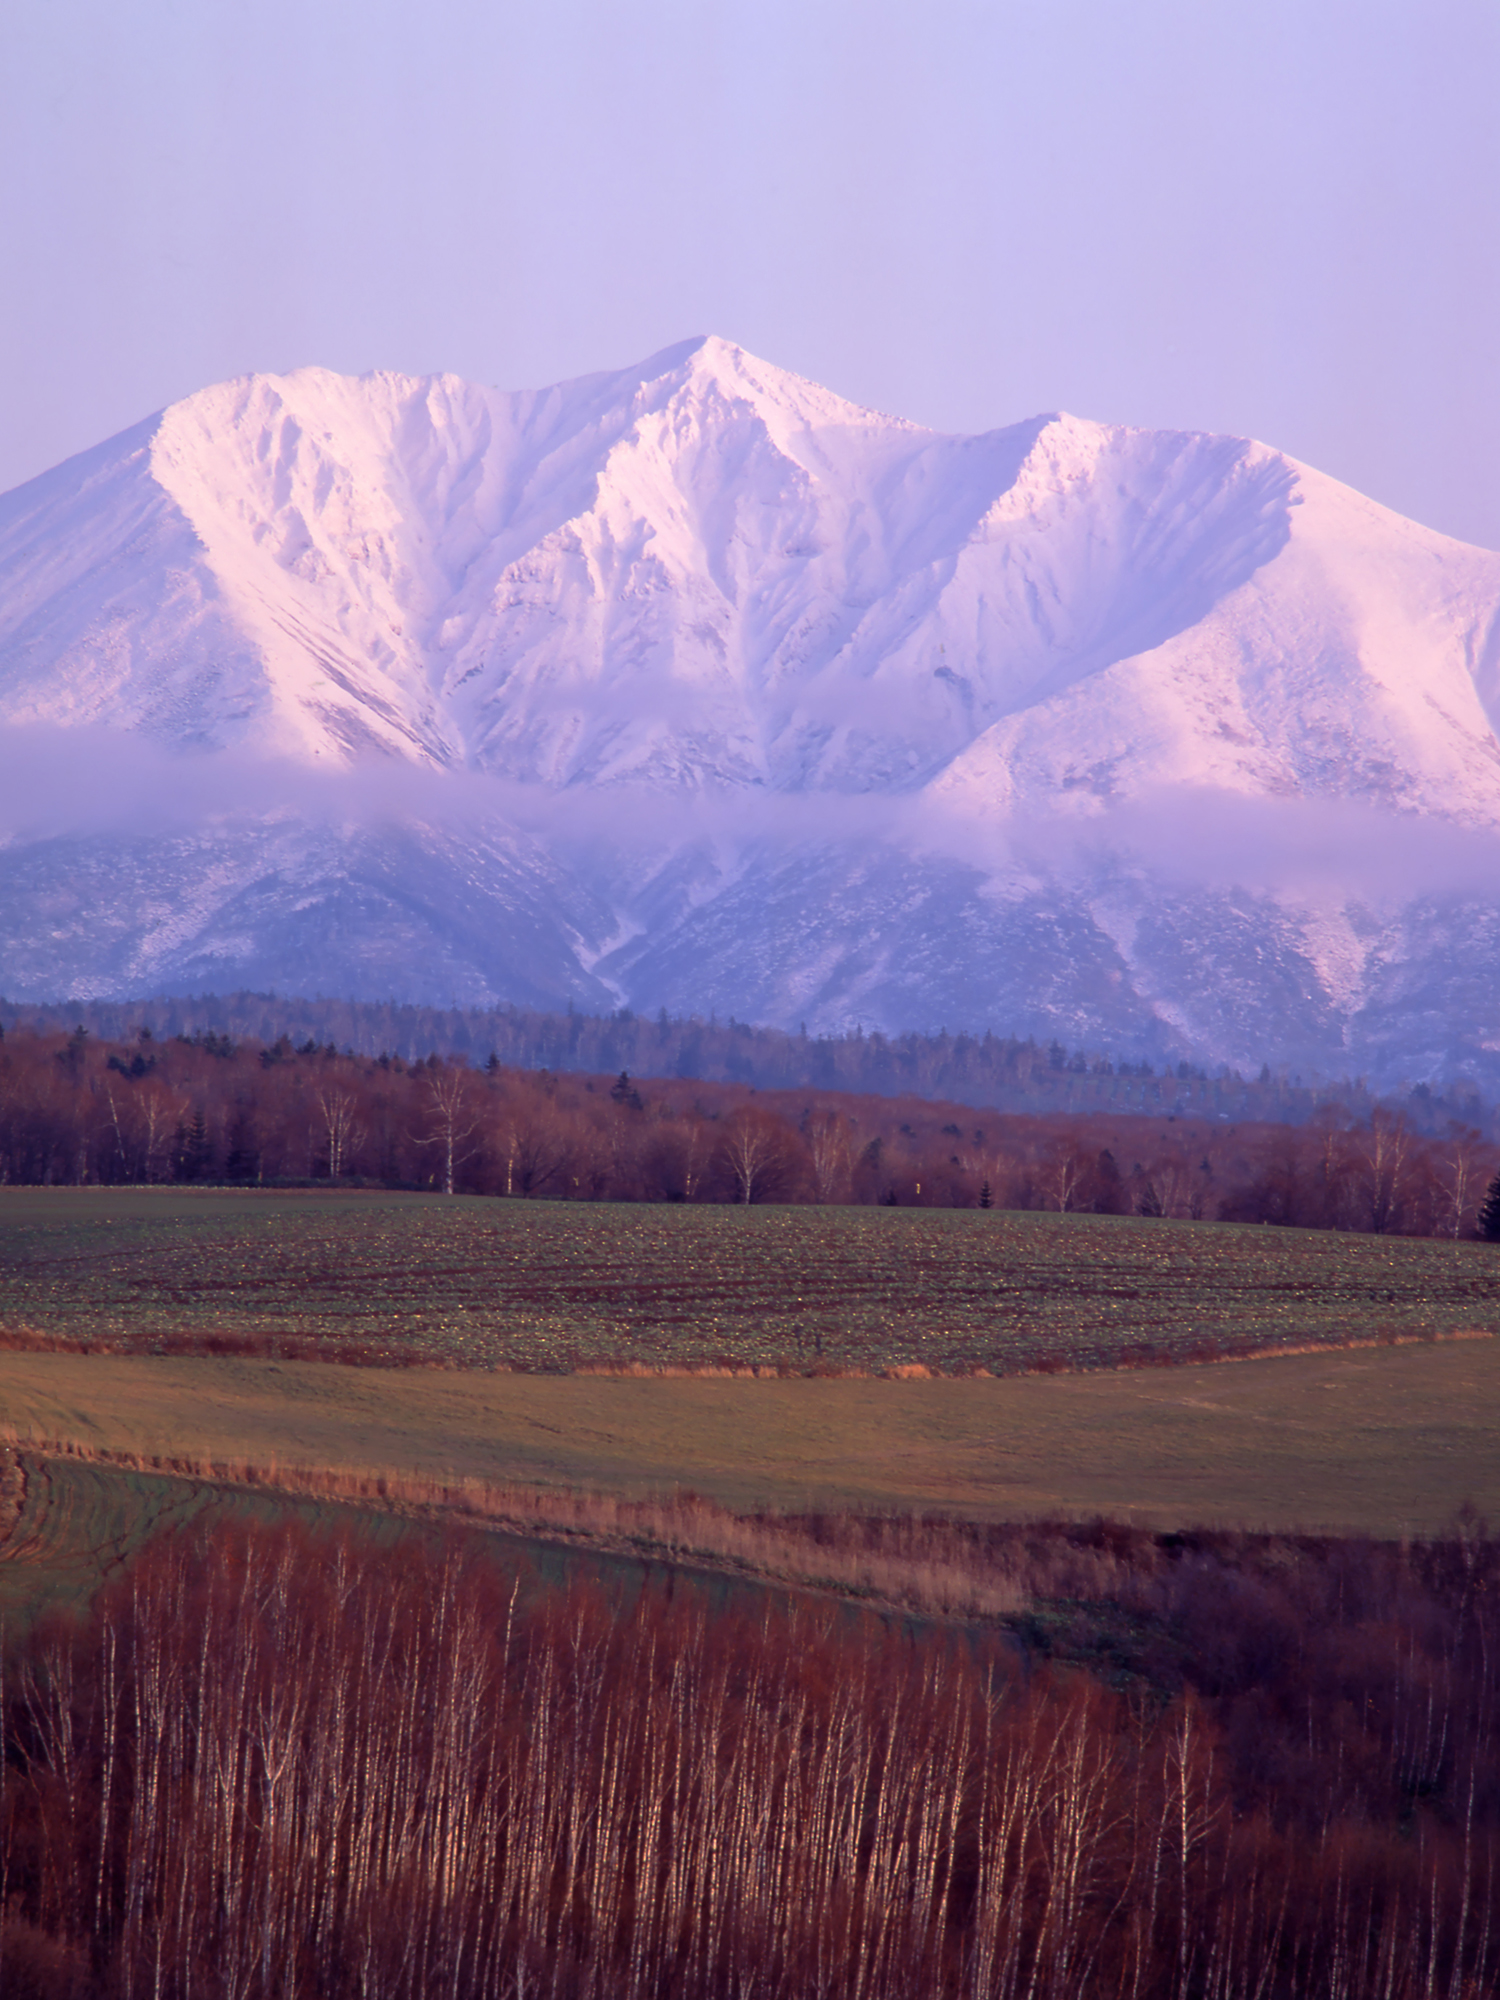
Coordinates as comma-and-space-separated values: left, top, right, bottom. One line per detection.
1478, 1172, 1500, 1241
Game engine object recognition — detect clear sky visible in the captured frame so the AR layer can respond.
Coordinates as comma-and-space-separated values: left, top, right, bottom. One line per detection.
3, 0, 1498, 546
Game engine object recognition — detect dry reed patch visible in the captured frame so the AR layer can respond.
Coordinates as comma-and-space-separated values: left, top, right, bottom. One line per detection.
564, 1327, 1495, 1383
572, 1360, 766, 1378
0, 1446, 24, 1548
0, 1428, 1036, 1620
0, 1324, 105, 1354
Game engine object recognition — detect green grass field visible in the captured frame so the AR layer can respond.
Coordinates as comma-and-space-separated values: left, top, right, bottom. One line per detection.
3, 1340, 1497, 1537
3, 1188, 1498, 1373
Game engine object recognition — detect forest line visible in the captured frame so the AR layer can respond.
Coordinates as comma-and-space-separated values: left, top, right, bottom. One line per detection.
3, 990, 1485, 1135
1, 1022, 1497, 1238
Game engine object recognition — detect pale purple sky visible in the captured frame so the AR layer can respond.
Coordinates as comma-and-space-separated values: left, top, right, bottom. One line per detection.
3, 0, 1497, 546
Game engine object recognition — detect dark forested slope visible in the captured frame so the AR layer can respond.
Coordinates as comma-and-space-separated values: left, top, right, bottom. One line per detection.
2, 992, 1489, 1134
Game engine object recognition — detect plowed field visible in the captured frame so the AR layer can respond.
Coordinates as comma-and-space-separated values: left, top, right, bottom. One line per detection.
2, 1188, 1498, 1374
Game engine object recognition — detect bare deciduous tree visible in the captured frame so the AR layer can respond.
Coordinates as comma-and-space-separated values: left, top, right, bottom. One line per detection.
1437, 1127, 1485, 1240
803, 1110, 853, 1205
493, 1099, 569, 1197
718, 1108, 788, 1205
1356, 1110, 1412, 1234
415, 1064, 480, 1194
1043, 1141, 1090, 1214
316, 1088, 363, 1181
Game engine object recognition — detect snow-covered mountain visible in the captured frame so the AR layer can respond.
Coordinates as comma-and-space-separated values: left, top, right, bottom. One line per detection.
3, 336, 1500, 1086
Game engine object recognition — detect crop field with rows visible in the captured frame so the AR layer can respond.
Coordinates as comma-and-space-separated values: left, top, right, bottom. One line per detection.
2, 1188, 1497, 1374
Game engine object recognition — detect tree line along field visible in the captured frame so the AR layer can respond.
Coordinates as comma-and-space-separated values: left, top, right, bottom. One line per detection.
1, 1186, 1497, 1374
1, 1022, 1497, 1239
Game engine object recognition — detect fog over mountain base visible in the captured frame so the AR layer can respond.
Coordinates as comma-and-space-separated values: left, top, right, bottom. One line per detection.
2, 338, 1498, 1088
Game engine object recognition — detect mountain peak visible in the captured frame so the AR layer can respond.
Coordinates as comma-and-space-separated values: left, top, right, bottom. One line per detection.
627, 334, 919, 440
1, 341, 1496, 801
4, 342, 1500, 1078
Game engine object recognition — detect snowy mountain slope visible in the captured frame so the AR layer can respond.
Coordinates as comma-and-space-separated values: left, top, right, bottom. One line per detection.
9, 336, 1498, 805
0, 812, 618, 1010
931, 456, 1500, 825
3, 337, 1500, 1085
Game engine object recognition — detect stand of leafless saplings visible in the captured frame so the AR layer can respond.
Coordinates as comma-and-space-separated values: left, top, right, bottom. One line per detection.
1, 1513, 1497, 1999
